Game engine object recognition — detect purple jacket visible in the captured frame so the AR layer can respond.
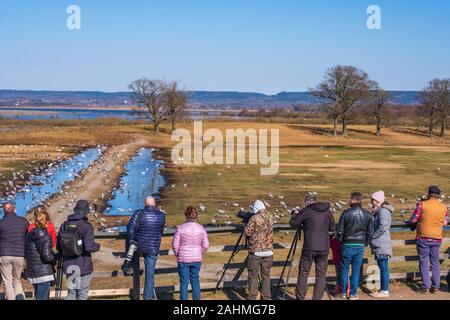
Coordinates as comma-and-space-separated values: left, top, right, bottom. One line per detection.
172, 220, 209, 263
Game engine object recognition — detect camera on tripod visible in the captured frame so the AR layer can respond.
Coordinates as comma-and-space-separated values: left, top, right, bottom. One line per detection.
237, 205, 256, 225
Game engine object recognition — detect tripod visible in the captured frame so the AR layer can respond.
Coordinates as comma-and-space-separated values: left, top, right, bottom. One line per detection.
273, 229, 332, 300
214, 230, 247, 293
55, 258, 64, 300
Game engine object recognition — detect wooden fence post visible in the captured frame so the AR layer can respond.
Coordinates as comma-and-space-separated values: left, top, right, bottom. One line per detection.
132, 252, 141, 300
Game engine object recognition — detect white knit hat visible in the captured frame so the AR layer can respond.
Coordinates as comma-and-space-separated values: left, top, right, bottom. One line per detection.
371, 191, 385, 204
252, 200, 266, 213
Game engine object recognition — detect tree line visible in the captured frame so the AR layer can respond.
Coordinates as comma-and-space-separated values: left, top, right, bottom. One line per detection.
311, 65, 450, 137
128, 70, 449, 138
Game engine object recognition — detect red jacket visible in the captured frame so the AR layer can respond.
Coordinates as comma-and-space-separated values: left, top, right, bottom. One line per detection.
28, 222, 57, 248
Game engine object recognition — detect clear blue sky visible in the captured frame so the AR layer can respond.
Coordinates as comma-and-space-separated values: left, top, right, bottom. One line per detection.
0, 0, 449, 94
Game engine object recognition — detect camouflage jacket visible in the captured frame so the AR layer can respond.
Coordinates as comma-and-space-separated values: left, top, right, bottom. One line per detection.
244, 210, 274, 254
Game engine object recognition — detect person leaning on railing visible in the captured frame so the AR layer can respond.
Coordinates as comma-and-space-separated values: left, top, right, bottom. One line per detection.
410, 186, 448, 294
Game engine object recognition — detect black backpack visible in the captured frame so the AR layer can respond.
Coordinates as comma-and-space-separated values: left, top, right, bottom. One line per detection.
59, 222, 84, 257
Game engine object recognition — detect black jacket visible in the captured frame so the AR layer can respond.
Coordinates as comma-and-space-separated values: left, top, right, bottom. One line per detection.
336, 204, 374, 245
25, 227, 55, 282
289, 202, 336, 252
57, 212, 100, 275
0, 213, 29, 257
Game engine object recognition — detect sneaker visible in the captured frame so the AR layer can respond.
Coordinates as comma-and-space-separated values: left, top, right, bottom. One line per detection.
349, 295, 359, 300
370, 291, 390, 298
430, 287, 440, 294
419, 288, 429, 294
338, 293, 347, 300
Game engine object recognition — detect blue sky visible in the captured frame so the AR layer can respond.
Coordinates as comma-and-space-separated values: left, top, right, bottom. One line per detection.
0, 0, 449, 94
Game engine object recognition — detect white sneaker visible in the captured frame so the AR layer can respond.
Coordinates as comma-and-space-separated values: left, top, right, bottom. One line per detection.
370, 291, 390, 298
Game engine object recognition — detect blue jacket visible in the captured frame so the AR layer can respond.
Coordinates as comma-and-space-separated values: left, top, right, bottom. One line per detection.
0, 213, 29, 257
127, 206, 165, 256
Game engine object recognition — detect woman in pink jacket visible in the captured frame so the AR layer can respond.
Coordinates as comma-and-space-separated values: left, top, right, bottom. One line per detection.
172, 206, 209, 300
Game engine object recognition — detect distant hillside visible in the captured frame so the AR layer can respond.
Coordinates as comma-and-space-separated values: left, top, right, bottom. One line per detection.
0, 89, 421, 108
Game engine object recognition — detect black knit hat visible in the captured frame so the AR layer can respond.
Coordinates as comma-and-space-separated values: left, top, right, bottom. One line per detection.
74, 200, 90, 216
428, 186, 442, 196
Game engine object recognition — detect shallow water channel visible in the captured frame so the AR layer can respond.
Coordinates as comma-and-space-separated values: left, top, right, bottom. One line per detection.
104, 148, 165, 217
0, 147, 104, 218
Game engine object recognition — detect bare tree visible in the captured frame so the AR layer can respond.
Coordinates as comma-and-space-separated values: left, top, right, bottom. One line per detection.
165, 81, 188, 132
436, 79, 450, 137
418, 79, 450, 138
367, 84, 391, 136
128, 78, 168, 132
311, 66, 373, 136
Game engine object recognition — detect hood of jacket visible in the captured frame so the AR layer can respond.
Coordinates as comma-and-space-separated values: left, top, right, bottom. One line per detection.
67, 211, 88, 221
308, 202, 331, 213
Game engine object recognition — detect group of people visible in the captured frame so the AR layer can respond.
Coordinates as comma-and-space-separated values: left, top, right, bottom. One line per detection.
0, 185, 448, 300
0, 200, 100, 300
287, 186, 448, 300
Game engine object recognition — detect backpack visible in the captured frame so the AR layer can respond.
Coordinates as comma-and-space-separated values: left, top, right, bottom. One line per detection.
59, 222, 84, 257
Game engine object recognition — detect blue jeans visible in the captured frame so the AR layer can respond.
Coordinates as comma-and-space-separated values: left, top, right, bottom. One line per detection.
376, 257, 390, 292
340, 245, 365, 296
143, 255, 158, 300
33, 281, 51, 300
178, 262, 202, 300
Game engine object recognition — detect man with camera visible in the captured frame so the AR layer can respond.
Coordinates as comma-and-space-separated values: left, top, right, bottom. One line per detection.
244, 200, 274, 300
126, 196, 165, 300
336, 192, 374, 300
289, 194, 335, 300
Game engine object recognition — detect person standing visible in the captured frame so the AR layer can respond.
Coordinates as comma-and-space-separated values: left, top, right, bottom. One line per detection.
244, 200, 274, 300
369, 191, 393, 298
127, 196, 165, 300
410, 186, 448, 294
336, 192, 374, 300
28, 206, 57, 248
57, 200, 101, 300
0, 203, 29, 300
25, 211, 56, 300
289, 194, 335, 300
172, 206, 209, 300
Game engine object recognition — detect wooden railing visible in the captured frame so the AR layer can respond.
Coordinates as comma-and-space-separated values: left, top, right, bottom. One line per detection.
9, 223, 450, 300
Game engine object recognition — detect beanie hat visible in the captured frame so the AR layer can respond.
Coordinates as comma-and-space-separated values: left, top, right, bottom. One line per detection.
428, 186, 442, 195
371, 191, 385, 204
253, 200, 266, 214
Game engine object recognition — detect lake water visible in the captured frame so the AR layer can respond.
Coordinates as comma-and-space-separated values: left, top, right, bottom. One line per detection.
0, 107, 225, 120
0, 147, 104, 218
104, 148, 165, 217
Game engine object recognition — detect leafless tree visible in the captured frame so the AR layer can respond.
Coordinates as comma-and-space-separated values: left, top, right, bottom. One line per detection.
418, 79, 450, 138
165, 81, 188, 132
128, 78, 168, 132
367, 84, 391, 136
311, 66, 373, 136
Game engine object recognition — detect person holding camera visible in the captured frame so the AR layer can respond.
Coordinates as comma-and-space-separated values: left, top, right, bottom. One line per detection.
172, 206, 209, 300
57, 200, 100, 300
289, 194, 335, 300
336, 192, 374, 300
126, 196, 165, 300
410, 186, 448, 294
244, 200, 274, 300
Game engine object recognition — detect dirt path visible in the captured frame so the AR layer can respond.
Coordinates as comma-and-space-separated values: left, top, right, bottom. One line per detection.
44, 134, 153, 228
